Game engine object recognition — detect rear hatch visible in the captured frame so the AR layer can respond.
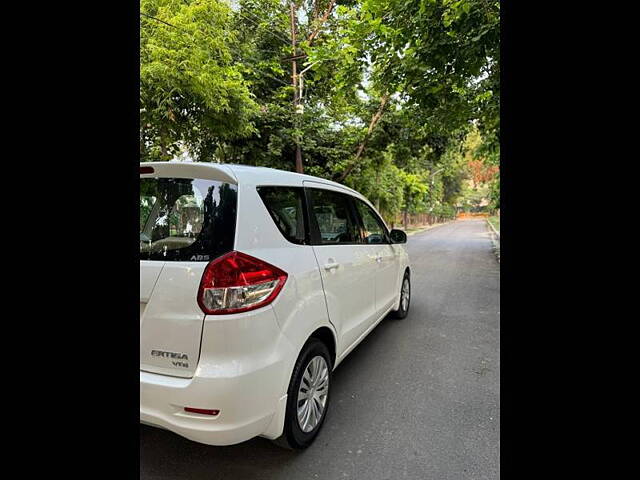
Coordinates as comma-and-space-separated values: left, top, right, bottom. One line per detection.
140, 163, 237, 378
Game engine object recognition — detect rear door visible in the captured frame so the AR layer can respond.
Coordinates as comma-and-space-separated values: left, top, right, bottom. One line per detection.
139, 167, 237, 378
304, 184, 377, 353
353, 199, 400, 315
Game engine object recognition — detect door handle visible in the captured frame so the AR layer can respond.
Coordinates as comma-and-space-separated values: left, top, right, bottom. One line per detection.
376, 255, 382, 263
324, 262, 339, 271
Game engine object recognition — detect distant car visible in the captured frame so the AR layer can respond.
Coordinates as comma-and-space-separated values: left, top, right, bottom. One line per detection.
140, 162, 411, 449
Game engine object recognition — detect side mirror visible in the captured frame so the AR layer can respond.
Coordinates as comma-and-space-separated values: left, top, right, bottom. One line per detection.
389, 229, 407, 244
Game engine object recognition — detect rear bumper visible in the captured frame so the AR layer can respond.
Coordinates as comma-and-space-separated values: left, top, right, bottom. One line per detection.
140, 306, 295, 446
140, 370, 288, 446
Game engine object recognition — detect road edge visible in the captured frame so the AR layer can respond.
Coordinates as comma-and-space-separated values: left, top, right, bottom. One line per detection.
406, 220, 455, 237
486, 219, 500, 262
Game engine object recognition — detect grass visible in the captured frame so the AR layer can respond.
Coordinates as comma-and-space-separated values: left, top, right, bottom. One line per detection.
487, 215, 500, 233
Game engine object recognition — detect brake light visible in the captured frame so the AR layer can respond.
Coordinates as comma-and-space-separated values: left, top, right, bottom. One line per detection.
197, 251, 288, 315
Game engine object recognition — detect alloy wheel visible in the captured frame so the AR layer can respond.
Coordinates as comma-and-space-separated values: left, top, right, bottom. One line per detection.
296, 355, 329, 433
401, 277, 410, 311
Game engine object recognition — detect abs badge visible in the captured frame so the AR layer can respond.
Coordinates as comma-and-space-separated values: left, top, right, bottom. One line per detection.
151, 350, 189, 368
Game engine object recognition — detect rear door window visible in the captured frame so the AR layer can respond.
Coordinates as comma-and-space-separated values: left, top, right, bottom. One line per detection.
140, 177, 237, 261
257, 186, 308, 244
307, 188, 361, 245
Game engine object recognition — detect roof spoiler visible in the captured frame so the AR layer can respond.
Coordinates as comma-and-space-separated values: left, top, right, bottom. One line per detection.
139, 162, 238, 184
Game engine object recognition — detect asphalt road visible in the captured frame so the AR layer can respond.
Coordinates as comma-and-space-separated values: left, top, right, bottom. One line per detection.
140, 219, 500, 480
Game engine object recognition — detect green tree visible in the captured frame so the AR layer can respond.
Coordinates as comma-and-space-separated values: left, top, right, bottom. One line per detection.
139, 0, 499, 223
140, 0, 259, 161
304, 0, 500, 181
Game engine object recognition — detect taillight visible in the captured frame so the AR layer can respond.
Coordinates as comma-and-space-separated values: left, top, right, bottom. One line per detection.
197, 251, 288, 315
140, 166, 154, 174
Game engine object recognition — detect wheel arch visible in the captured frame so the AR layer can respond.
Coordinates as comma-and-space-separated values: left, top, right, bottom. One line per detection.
281, 322, 339, 397
309, 326, 337, 369
262, 322, 337, 441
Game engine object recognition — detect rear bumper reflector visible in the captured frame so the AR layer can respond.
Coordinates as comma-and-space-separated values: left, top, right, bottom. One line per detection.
184, 407, 220, 416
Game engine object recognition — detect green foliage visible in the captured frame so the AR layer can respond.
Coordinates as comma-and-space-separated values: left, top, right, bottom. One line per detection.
139, 0, 500, 219
399, 170, 430, 214
140, 0, 259, 161
489, 171, 500, 210
432, 203, 457, 220
344, 154, 406, 220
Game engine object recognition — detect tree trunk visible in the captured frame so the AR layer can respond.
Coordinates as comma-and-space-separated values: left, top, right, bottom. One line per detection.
336, 93, 389, 182
375, 165, 381, 211
307, 0, 337, 46
159, 132, 168, 160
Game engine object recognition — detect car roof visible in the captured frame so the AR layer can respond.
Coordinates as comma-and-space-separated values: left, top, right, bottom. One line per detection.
141, 162, 362, 198
225, 164, 359, 193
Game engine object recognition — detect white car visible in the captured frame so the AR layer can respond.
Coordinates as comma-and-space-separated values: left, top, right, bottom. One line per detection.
140, 162, 411, 449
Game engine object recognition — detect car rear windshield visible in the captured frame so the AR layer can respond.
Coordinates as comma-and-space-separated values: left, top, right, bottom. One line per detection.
140, 177, 237, 261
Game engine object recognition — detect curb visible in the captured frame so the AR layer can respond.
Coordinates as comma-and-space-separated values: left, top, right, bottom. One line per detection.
486, 219, 500, 262
487, 218, 500, 238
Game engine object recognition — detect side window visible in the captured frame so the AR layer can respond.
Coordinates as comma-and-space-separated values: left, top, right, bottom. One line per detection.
354, 200, 389, 244
308, 189, 361, 245
257, 186, 307, 244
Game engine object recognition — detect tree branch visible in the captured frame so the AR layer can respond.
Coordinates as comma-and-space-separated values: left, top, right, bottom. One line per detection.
336, 93, 390, 183
307, 0, 337, 46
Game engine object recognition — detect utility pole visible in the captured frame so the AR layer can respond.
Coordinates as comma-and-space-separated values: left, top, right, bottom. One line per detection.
290, 2, 303, 173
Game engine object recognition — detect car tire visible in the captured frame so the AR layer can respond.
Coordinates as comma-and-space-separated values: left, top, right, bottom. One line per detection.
391, 271, 411, 319
274, 338, 332, 450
